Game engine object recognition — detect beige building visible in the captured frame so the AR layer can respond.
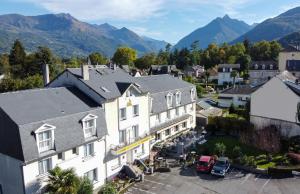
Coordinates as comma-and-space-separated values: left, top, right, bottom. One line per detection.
279, 48, 300, 77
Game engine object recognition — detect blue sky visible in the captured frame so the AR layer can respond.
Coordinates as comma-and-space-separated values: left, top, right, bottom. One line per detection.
1, 0, 300, 44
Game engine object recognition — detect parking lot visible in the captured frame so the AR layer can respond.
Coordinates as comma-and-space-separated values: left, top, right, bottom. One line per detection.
125, 167, 300, 194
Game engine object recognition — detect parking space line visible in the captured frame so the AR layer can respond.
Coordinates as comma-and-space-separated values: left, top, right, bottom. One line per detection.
258, 177, 271, 193
255, 174, 261, 181
132, 186, 157, 194
240, 174, 251, 184
144, 178, 172, 187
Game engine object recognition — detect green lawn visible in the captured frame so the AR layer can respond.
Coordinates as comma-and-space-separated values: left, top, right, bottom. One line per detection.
197, 136, 264, 158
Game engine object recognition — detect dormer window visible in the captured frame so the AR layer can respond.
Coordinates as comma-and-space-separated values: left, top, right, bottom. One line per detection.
167, 93, 173, 108
35, 124, 55, 153
270, 64, 273, 70
262, 64, 265, 70
126, 90, 133, 97
255, 64, 258, 69
191, 88, 196, 101
175, 91, 181, 105
82, 114, 98, 138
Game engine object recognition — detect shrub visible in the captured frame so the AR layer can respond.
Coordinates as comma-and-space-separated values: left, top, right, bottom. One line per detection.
240, 155, 248, 165
100, 182, 118, 194
255, 154, 267, 161
247, 156, 256, 167
232, 146, 242, 159
214, 143, 226, 156
77, 177, 93, 194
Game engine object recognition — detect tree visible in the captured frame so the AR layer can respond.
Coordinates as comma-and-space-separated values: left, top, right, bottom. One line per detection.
236, 54, 251, 72
0, 54, 10, 75
156, 49, 169, 65
9, 39, 26, 77
112, 47, 137, 67
77, 177, 93, 194
269, 41, 282, 60
101, 182, 118, 194
0, 74, 43, 93
45, 166, 80, 194
214, 143, 226, 156
89, 52, 108, 65
230, 70, 238, 87
134, 53, 156, 70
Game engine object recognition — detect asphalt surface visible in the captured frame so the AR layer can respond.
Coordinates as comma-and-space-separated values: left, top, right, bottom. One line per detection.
125, 167, 300, 194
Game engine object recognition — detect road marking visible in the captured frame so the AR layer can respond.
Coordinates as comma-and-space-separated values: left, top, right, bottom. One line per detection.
240, 174, 251, 184
258, 177, 271, 193
255, 174, 261, 181
132, 186, 157, 194
144, 179, 172, 187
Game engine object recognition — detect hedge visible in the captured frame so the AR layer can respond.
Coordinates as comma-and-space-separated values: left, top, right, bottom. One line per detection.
268, 165, 300, 177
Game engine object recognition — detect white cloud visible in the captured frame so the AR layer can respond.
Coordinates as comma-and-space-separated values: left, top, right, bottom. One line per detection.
130, 26, 162, 37
25, 0, 165, 21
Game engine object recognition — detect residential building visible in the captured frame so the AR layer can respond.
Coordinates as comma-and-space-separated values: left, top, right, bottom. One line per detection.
218, 84, 261, 108
196, 100, 222, 125
249, 61, 279, 84
184, 65, 205, 78
148, 65, 183, 79
0, 65, 196, 194
279, 47, 300, 78
217, 64, 242, 85
250, 71, 300, 137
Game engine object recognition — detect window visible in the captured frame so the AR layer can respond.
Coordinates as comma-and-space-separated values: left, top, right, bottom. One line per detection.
262, 64, 265, 70
120, 108, 126, 120
270, 64, 273, 70
156, 114, 161, 123
238, 97, 243, 101
126, 90, 133, 97
82, 114, 98, 138
133, 105, 139, 117
72, 147, 79, 155
132, 125, 139, 139
150, 98, 153, 113
183, 122, 187, 128
175, 125, 179, 132
166, 93, 173, 107
165, 129, 170, 136
191, 88, 196, 101
38, 158, 52, 175
175, 91, 181, 105
176, 107, 180, 116
84, 143, 94, 157
84, 168, 98, 183
167, 110, 171, 119
156, 133, 161, 140
58, 152, 64, 160
38, 130, 54, 153
119, 130, 126, 144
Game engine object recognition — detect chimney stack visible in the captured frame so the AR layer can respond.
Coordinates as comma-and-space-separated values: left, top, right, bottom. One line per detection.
43, 63, 50, 86
81, 64, 89, 80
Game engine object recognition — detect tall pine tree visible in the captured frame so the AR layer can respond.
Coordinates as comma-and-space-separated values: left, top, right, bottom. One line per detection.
9, 39, 26, 78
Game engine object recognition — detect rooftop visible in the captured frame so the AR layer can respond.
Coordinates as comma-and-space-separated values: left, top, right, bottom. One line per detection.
220, 84, 262, 95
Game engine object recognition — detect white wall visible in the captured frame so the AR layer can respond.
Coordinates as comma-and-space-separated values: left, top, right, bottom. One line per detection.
218, 94, 249, 108
23, 139, 106, 194
0, 153, 24, 194
249, 70, 279, 84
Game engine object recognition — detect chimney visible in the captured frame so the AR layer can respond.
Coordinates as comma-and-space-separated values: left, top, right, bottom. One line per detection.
81, 64, 89, 80
43, 63, 50, 86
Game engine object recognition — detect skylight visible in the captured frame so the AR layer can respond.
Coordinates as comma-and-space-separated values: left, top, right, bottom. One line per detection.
100, 86, 110, 92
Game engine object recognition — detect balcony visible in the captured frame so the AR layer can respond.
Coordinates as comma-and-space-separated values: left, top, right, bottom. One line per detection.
111, 134, 152, 156
150, 114, 191, 134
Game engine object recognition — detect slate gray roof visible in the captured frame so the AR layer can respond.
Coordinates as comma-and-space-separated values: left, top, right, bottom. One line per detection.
67, 68, 148, 100
135, 75, 196, 114
0, 87, 107, 163
220, 84, 262, 95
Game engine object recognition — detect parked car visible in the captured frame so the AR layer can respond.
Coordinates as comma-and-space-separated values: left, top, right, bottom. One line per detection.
211, 157, 230, 177
196, 156, 215, 173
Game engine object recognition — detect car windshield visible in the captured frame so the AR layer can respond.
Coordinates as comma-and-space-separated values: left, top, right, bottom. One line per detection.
198, 161, 208, 166
215, 160, 226, 166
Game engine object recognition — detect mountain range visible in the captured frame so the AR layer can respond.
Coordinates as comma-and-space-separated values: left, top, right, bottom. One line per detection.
0, 13, 168, 57
174, 15, 253, 49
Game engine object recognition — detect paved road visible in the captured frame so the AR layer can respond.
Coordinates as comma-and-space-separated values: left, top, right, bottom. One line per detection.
125, 167, 300, 194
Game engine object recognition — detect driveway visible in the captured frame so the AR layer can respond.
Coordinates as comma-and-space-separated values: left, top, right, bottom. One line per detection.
125, 167, 300, 194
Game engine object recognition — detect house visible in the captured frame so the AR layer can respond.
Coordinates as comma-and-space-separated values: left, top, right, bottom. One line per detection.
184, 65, 205, 78
149, 65, 183, 79
250, 71, 300, 137
0, 64, 196, 194
196, 100, 222, 125
218, 84, 261, 108
279, 47, 300, 78
249, 61, 279, 84
217, 64, 242, 85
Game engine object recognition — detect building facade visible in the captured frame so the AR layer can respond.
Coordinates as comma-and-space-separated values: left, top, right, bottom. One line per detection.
249, 61, 279, 85
217, 64, 242, 85
0, 65, 196, 194
279, 50, 300, 78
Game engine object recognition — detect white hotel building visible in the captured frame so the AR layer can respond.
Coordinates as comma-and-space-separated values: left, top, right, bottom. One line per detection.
0, 65, 196, 194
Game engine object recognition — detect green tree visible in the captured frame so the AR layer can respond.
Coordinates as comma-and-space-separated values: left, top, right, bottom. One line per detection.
190, 41, 201, 65
101, 182, 118, 194
269, 41, 282, 60
9, 39, 26, 77
0, 74, 43, 93
77, 177, 93, 194
89, 52, 108, 65
214, 143, 226, 156
0, 54, 10, 75
156, 49, 169, 65
112, 47, 137, 67
236, 54, 251, 72
135, 53, 156, 70
45, 166, 80, 194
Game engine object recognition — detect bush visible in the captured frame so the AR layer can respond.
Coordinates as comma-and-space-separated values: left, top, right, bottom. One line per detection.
100, 182, 118, 194
268, 166, 300, 177
77, 177, 93, 194
232, 146, 242, 159
214, 143, 226, 156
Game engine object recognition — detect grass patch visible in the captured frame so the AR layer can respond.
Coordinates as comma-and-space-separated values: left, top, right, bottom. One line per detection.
257, 162, 276, 169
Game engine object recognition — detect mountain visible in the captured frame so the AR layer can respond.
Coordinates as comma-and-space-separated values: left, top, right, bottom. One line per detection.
141, 36, 169, 51
0, 13, 168, 57
233, 7, 300, 43
278, 31, 300, 48
173, 15, 252, 49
